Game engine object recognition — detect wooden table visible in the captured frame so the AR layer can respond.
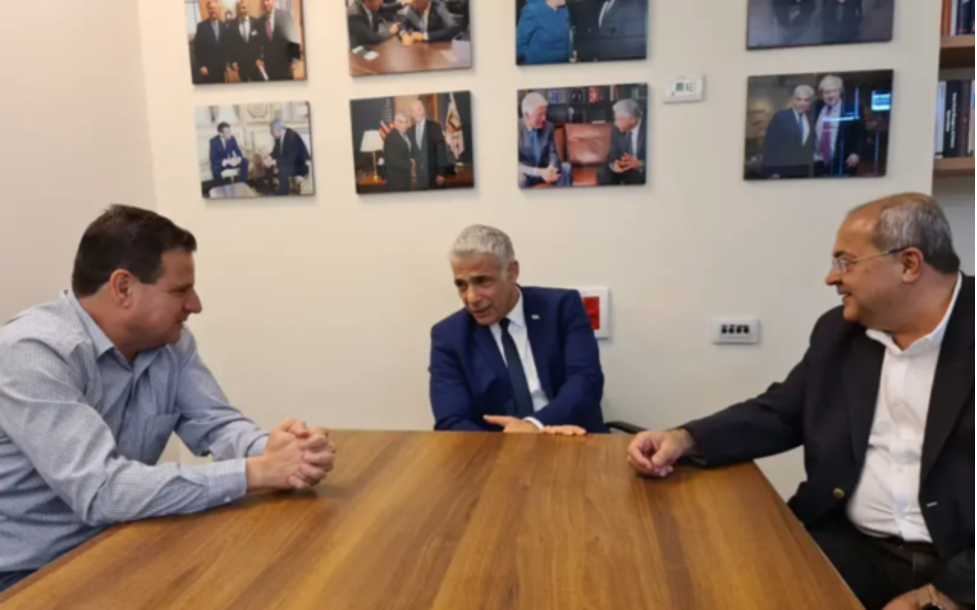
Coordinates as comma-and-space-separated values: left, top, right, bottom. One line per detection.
0, 432, 862, 609
349, 39, 471, 76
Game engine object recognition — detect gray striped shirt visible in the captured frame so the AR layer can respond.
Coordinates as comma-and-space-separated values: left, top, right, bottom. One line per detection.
0, 294, 268, 572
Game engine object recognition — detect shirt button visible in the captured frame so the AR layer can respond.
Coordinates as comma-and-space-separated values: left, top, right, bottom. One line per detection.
833, 489, 846, 500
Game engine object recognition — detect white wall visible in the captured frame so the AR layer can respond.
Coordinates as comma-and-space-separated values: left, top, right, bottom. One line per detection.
135, 1, 945, 495
0, 1, 156, 323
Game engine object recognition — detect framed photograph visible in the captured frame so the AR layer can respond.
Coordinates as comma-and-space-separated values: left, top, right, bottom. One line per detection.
346, 0, 472, 76
744, 70, 893, 181
747, 0, 895, 50
195, 102, 315, 199
515, 0, 649, 65
517, 84, 648, 189
186, 0, 306, 85
350, 92, 475, 195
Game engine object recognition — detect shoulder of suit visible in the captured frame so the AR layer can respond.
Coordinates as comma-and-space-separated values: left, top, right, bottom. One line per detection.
432, 307, 472, 337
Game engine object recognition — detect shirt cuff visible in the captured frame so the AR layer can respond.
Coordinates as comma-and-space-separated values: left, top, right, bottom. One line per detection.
246, 434, 269, 457
204, 459, 248, 507
525, 417, 544, 431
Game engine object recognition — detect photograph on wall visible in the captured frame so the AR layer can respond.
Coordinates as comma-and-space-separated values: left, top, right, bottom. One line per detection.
186, 0, 306, 85
350, 92, 474, 195
747, 0, 894, 50
515, 0, 648, 66
744, 70, 893, 181
517, 84, 648, 189
345, 0, 472, 77
195, 102, 314, 199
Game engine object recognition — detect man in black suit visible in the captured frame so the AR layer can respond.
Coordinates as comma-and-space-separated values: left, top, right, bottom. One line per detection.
256, 0, 302, 81
628, 193, 973, 610
263, 120, 311, 196
598, 98, 646, 186
227, 0, 262, 82
347, 0, 408, 49
574, 0, 648, 62
383, 113, 414, 192
399, 0, 462, 45
762, 84, 816, 179
407, 100, 449, 190
822, 0, 863, 44
192, 0, 227, 84
813, 74, 864, 178
772, 0, 816, 44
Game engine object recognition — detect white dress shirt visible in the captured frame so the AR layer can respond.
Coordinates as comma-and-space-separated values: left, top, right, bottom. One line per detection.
794, 109, 811, 145
415, 119, 426, 150
814, 102, 842, 162
847, 274, 963, 543
239, 17, 251, 42
490, 291, 550, 429
629, 120, 642, 159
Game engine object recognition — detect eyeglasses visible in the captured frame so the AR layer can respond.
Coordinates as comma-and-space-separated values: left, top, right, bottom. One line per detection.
831, 248, 906, 274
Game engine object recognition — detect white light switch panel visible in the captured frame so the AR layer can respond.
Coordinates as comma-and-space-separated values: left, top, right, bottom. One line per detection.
664, 75, 705, 104
712, 317, 761, 345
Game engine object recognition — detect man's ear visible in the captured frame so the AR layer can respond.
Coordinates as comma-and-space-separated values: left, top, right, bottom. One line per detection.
108, 270, 136, 308
508, 261, 521, 284
900, 248, 925, 283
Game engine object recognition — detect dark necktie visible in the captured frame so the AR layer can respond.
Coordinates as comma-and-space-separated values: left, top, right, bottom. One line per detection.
796, 113, 804, 143
499, 319, 534, 419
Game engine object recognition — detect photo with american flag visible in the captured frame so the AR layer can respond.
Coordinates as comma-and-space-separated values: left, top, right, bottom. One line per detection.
350, 91, 475, 195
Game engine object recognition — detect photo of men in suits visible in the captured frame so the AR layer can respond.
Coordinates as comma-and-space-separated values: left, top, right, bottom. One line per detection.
518, 93, 573, 188
598, 99, 647, 186
195, 102, 315, 199
346, 0, 472, 76
192, 0, 227, 84
761, 85, 815, 179
744, 70, 892, 181
408, 100, 450, 190
515, 0, 649, 66
186, 0, 307, 85
209, 122, 250, 186
747, 0, 892, 49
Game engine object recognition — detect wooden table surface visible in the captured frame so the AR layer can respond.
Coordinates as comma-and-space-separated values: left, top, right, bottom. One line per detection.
0, 432, 862, 610
349, 39, 471, 76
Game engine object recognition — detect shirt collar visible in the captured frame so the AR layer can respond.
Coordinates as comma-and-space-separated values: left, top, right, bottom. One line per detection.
501, 289, 526, 330
866, 273, 963, 354
632, 119, 642, 136
66, 293, 117, 359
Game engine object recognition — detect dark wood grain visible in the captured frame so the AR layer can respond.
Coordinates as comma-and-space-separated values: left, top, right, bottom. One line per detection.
940, 35, 975, 70
349, 39, 471, 76
0, 432, 862, 609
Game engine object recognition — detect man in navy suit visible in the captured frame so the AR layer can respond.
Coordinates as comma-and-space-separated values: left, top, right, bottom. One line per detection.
813, 74, 864, 178
209, 123, 249, 186
429, 225, 606, 434
762, 84, 815, 179
598, 98, 647, 186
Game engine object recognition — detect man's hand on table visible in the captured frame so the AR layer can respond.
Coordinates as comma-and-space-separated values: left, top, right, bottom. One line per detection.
484, 416, 587, 437
627, 429, 696, 478
884, 585, 961, 610
246, 419, 336, 492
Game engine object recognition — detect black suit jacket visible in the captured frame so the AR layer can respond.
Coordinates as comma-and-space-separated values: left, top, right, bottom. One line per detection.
574, 0, 648, 62
383, 131, 413, 192
192, 20, 227, 84
763, 108, 815, 178
814, 99, 864, 176
257, 9, 301, 80
401, 2, 462, 42
227, 17, 263, 82
607, 121, 646, 177
271, 129, 310, 179
684, 276, 975, 606
408, 120, 449, 189
347, 2, 402, 49
822, 0, 863, 43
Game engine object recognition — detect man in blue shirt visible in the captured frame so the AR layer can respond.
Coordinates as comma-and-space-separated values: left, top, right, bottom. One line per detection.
0, 205, 335, 593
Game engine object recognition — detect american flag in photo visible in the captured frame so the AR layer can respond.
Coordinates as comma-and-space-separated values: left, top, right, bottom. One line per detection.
379, 97, 394, 140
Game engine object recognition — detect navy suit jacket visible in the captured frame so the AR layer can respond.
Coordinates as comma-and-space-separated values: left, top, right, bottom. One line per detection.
430, 287, 607, 433
209, 136, 245, 181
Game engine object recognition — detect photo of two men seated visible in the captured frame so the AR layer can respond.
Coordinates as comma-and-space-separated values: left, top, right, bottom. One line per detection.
345, 0, 472, 76
744, 70, 893, 181
186, 0, 305, 85
515, 0, 649, 65
517, 85, 648, 189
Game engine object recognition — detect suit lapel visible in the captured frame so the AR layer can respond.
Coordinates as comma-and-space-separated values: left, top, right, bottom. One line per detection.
473, 324, 510, 398
922, 278, 975, 482
523, 289, 555, 401
843, 333, 884, 470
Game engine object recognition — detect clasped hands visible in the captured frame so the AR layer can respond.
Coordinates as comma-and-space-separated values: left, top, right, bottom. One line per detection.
247, 419, 336, 492
612, 153, 643, 174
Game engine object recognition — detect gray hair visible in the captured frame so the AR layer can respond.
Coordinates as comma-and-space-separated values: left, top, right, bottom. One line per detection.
270, 119, 285, 132
394, 111, 410, 122
450, 225, 516, 274
819, 75, 844, 92
521, 92, 548, 117
613, 99, 643, 120
793, 85, 815, 99
852, 193, 960, 275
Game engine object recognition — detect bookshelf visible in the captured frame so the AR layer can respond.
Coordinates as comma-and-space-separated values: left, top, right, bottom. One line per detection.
934, 33, 974, 179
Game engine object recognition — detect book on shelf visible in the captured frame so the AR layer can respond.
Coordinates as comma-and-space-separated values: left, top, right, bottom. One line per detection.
935, 80, 975, 158
942, 0, 975, 35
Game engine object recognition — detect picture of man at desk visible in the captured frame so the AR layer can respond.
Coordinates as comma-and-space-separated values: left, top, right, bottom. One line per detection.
195, 101, 315, 199
346, 0, 472, 76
